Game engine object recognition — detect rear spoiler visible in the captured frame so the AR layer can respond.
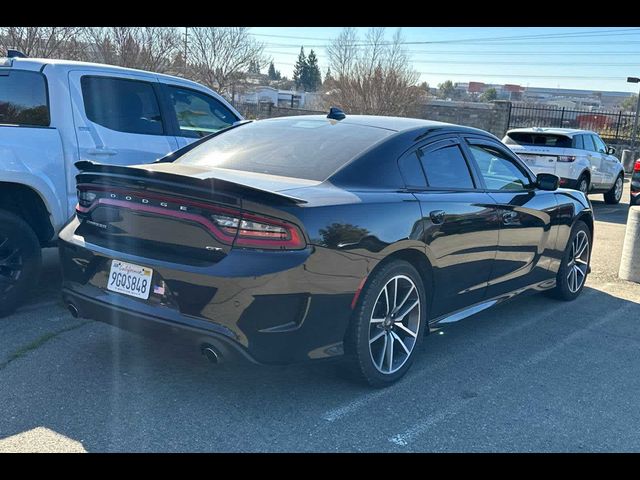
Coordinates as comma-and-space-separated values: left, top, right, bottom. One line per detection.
75, 160, 307, 205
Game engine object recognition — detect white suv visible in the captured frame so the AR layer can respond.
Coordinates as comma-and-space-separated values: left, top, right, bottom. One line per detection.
503, 128, 624, 204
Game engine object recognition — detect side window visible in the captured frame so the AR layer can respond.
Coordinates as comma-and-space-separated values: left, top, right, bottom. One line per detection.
592, 135, 607, 154
398, 152, 427, 189
0, 70, 49, 126
81, 76, 164, 135
582, 134, 596, 152
572, 135, 584, 150
419, 144, 475, 189
167, 86, 237, 138
468, 143, 531, 191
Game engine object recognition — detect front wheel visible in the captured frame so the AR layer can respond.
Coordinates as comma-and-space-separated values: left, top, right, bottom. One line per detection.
0, 210, 42, 317
344, 260, 427, 387
547, 220, 591, 301
604, 174, 624, 204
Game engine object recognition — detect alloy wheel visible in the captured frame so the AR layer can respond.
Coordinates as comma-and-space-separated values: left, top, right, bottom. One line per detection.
614, 176, 623, 201
579, 178, 588, 193
0, 235, 23, 295
368, 275, 421, 374
567, 230, 589, 293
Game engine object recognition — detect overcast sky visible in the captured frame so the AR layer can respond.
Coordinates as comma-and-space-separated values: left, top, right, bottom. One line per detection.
246, 27, 640, 93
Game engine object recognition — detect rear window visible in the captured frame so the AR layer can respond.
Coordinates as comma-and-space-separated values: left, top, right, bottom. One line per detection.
504, 132, 572, 148
175, 118, 394, 181
0, 70, 49, 126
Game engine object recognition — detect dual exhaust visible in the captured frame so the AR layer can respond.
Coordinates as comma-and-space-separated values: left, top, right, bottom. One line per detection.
66, 302, 224, 364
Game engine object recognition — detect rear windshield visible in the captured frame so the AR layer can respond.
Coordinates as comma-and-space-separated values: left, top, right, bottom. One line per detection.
174, 118, 394, 181
504, 132, 572, 148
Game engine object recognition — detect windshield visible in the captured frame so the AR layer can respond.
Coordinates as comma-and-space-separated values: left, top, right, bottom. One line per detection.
504, 132, 572, 148
174, 117, 394, 181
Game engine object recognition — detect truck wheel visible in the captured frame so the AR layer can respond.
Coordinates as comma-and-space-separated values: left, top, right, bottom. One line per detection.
0, 210, 42, 317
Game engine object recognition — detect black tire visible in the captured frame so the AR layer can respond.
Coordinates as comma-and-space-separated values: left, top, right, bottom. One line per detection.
576, 173, 590, 194
0, 210, 42, 317
604, 173, 624, 205
344, 260, 427, 387
547, 220, 591, 301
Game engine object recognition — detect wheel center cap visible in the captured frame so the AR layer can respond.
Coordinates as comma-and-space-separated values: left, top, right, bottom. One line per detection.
383, 317, 393, 328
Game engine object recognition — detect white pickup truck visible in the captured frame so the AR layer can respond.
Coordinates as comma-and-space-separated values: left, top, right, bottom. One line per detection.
0, 51, 243, 316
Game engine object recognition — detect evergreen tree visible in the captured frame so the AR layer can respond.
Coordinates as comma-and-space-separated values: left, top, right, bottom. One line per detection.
324, 67, 334, 84
293, 47, 307, 90
268, 61, 277, 80
305, 49, 322, 92
248, 60, 260, 74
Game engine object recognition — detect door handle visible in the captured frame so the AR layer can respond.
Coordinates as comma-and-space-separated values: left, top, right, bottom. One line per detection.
87, 148, 118, 156
429, 210, 446, 225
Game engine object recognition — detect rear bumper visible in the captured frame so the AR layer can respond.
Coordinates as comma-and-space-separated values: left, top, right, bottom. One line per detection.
558, 177, 579, 190
58, 217, 367, 365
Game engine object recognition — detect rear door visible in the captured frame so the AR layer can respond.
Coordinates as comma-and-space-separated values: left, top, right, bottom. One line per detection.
68, 71, 178, 167
158, 83, 239, 149
405, 136, 501, 317
462, 136, 558, 297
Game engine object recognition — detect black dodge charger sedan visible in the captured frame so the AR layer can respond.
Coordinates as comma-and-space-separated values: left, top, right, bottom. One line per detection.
59, 113, 594, 387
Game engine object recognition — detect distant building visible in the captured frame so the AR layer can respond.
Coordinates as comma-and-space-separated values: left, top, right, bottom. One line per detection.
237, 86, 311, 108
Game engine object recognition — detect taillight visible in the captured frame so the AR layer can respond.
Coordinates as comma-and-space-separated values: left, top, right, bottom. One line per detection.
634, 160, 640, 172
75, 185, 306, 250
558, 156, 576, 163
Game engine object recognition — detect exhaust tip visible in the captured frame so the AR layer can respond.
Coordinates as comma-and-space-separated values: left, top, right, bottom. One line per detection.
202, 345, 220, 364
67, 303, 79, 318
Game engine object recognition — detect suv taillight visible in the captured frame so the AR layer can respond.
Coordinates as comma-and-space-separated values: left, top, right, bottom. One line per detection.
634, 160, 640, 173
558, 156, 576, 163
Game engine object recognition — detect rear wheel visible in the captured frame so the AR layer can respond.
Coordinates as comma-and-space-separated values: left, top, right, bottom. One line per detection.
576, 173, 589, 194
604, 174, 624, 204
344, 260, 426, 387
548, 220, 590, 301
0, 210, 42, 317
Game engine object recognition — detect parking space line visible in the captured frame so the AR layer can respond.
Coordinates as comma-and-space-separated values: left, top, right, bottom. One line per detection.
387, 301, 636, 448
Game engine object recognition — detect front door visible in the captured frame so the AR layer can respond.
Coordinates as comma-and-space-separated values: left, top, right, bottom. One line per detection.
462, 137, 558, 298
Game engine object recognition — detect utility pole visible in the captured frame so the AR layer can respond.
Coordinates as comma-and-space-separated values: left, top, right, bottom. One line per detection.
627, 77, 640, 156
183, 27, 188, 77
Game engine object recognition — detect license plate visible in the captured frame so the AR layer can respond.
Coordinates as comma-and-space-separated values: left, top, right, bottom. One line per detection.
519, 154, 555, 166
107, 260, 153, 300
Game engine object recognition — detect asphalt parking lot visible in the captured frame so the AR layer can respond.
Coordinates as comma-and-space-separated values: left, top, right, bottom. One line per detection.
1, 181, 639, 452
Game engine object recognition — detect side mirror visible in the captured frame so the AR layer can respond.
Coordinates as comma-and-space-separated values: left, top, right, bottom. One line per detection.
536, 173, 559, 191
607, 146, 616, 155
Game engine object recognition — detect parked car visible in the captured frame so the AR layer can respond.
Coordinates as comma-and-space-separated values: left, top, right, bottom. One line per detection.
0, 51, 242, 316
632, 159, 640, 206
503, 127, 624, 203
59, 112, 594, 387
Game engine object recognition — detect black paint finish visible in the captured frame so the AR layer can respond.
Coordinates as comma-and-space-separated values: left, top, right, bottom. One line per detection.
59, 116, 593, 365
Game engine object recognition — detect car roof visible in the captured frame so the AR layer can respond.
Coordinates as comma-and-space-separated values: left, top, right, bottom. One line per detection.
506, 127, 596, 137
261, 114, 498, 137
1, 56, 211, 92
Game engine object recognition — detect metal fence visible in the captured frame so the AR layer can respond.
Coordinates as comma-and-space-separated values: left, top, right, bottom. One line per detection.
507, 104, 636, 143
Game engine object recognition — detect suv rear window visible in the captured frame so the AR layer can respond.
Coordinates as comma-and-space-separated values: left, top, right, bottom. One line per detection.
0, 70, 49, 126
175, 118, 394, 181
504, 132, 572, 148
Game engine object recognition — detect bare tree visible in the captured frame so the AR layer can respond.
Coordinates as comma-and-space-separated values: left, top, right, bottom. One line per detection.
81, 27, 181, 73
326, 27, 421, 116
0, 27, 86, 58
188, 27, 266, 97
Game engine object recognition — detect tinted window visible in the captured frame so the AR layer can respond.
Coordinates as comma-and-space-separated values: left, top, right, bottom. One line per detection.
168, 86, 237, 138
469, 144, 531, 191
592, 135, 607, 154
572, 135, 583, 150
175, 118, 394, 181
81, 76, 164, 135
398, 153, 427, 189
0, 70, 49, 126
582, 134, 596, 152
504, 132, 571, 148
419, 144, 474, 189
